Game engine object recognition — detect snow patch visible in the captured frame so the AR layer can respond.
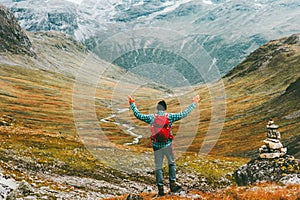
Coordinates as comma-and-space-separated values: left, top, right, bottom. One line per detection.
65, 0, 83, 5
144, 0, 194, 21
203, 0, 214, 5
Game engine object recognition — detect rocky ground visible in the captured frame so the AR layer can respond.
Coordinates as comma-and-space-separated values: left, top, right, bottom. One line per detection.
234, 155, 300, 186
0, 115, 299, 199
0, 114, 300, 200
0, 149, 230, 199
1, 149, 299, 199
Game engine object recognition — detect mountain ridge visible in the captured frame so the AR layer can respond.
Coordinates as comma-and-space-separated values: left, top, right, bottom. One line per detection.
0, 4, 34, 56
2, 0, 300, 80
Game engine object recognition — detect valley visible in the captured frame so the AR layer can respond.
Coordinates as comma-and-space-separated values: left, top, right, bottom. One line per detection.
0, 2, 299, 199
1, 31, 299, 198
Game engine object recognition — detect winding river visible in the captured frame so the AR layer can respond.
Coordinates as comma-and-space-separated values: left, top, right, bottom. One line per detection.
100, 108, 142, 145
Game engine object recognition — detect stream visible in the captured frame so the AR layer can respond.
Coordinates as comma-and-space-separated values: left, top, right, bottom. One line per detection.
100, 108, 142, 145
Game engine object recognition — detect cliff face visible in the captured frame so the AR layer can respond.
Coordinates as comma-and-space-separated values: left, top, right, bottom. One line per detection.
0, 4, 35, 56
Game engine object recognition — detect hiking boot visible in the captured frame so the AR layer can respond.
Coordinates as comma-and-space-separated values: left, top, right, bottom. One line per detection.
170, 181, 182, 193
158, 186, 164, 196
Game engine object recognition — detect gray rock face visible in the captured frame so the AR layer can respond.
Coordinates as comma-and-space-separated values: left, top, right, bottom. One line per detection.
6, 180, 34, 200
0, 4, 35, 56
0, 170, 18, 199
234, 155, 300, 186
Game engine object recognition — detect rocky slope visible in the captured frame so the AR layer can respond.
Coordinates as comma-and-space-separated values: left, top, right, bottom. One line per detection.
0, 4, 34, 56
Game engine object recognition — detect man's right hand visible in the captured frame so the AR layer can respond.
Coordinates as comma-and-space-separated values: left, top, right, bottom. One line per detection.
192, 95, 200, 103
128, 95, 135, 104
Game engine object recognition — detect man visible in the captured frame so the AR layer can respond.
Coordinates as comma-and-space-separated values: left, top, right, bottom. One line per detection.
128, 95, 200, 196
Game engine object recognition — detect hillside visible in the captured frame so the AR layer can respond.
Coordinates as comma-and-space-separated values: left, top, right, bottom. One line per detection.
215, 33, 300, 158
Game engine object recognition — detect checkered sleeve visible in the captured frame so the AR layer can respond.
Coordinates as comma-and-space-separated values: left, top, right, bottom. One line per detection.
168, 103, 196, 123
129, 103, 153, 124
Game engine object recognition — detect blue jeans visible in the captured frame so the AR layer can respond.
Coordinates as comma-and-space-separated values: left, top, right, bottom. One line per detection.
154, 144, 176, 186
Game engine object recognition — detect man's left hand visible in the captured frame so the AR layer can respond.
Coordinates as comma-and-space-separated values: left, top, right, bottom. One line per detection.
128, 95, 135, 104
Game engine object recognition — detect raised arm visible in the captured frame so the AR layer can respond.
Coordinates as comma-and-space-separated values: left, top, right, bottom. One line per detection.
168, 95, 200, 122
128, 96, 153, 124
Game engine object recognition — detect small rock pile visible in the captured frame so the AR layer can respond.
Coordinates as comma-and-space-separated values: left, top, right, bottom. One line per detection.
234, 120, 300, 186
259, 119, 287, 159
0, 114, 15, 126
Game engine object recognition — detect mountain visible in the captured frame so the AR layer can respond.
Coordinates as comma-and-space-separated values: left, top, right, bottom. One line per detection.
0, 4, 34, 56
1, 0, 300, 85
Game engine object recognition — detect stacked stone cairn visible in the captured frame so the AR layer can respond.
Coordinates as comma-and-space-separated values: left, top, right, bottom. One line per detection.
234, 120, 299, 186
259, 119, 287, 159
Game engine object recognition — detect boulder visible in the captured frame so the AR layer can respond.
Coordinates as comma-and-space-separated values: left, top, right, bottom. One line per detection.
234, 155, 300, 186
279, 174, 300, 185
0, 115, 15, 126
0, 171, 18, 199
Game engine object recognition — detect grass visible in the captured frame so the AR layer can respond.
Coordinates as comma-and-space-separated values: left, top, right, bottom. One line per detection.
2, 51, 298, 158
0, 126, 98, 176
1, 31, 300, 199
176, 153, 248, 183
0, 64, 76, 135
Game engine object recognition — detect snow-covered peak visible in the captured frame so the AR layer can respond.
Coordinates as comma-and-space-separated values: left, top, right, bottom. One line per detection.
1, 0, 300, 78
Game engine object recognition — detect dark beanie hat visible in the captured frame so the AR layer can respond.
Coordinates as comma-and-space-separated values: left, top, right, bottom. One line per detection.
157, 100, 167, 111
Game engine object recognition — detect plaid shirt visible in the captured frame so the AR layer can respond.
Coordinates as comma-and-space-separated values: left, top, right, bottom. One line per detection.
129, 102, 196, 150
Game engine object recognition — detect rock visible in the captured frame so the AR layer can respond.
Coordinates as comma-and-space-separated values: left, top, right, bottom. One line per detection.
217, 177, 232, 187
0, 115, 15, 126
126, 194, 143, 200
259, 153, 285, 159
234, 155, 300, 186
279, 174, 300, 185
0, 171, 18, 199
263, 139, 283, 149
0, 5, 35, 56
6, 180, 34, 199
259, 120, 287, 158
142, 186, 154, 193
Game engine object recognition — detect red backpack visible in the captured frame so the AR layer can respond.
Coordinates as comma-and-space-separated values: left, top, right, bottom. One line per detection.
150, 114, 173, 142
